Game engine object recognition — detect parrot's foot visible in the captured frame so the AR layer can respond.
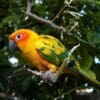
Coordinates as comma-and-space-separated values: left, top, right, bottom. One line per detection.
41, 70, 58, 83
26, 68, 58, 83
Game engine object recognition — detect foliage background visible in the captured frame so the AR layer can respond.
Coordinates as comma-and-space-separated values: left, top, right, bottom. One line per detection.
0, 0, 100, 100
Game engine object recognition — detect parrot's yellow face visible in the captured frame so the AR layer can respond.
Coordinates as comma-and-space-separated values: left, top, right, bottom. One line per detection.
9, 29, 38, 51
9, 29, 30, 43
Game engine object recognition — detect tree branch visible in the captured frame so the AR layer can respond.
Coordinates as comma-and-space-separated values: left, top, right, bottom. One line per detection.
26, 12, 66, 32
25, 0, 93, 46
55, 44, 80, 79
26, 0, 32, 13
26, 0, 66, 33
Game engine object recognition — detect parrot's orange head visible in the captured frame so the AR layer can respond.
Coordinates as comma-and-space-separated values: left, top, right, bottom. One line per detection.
8, 29, 38, 51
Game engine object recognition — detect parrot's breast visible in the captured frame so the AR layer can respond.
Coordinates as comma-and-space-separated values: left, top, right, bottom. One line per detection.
21, 46, 58, 72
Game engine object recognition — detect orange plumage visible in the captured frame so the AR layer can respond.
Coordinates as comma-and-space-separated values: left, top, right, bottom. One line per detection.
9, 29, 68, 72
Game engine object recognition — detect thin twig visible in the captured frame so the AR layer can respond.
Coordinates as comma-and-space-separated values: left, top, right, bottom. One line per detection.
64, 0, 73, 5
54, 87, 77, 100
64, 11, 83, 19
68, 21, 78, 33
49, 0, 75, 22
52, 5, 67, 22
73, 34, 95, 47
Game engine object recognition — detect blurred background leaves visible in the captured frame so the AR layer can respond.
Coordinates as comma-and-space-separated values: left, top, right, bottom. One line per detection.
0, 0, 100, 100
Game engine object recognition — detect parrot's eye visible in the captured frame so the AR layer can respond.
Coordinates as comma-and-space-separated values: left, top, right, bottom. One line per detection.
15, 34, 22, 40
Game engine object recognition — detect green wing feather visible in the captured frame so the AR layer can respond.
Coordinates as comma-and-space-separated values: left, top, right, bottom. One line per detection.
34, 35, 68, 65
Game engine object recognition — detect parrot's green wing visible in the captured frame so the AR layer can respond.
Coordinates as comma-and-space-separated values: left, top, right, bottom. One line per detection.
34, 35, 68, 65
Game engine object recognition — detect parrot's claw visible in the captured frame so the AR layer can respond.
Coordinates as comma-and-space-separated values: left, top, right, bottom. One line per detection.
41, 70, 58, 83
26, 68, 58, 83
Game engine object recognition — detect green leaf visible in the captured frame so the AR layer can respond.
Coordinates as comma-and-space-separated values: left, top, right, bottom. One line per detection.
93, 12, 100, 24
96, 1, 100, 5
86, 28, 100, 45
0, 82, 5, 91
74, 66, 100, 87
82, 69, 96, 80
79, 49, 93, 70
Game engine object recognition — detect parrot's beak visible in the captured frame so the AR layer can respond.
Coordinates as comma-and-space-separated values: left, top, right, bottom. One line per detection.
8, 40, 17, 51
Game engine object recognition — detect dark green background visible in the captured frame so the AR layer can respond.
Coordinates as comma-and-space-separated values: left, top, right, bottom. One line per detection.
0, 0, 100, 100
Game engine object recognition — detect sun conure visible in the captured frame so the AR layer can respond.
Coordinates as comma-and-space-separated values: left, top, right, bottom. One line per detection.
8, 29, 78, 73
8, 29, 100, 87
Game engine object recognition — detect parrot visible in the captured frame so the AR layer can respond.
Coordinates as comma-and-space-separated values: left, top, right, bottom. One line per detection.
8, 29, 78, 82
8, 29, 100, 87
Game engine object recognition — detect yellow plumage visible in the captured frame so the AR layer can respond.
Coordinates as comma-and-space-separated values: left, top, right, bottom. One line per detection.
8, 29, 69, 72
